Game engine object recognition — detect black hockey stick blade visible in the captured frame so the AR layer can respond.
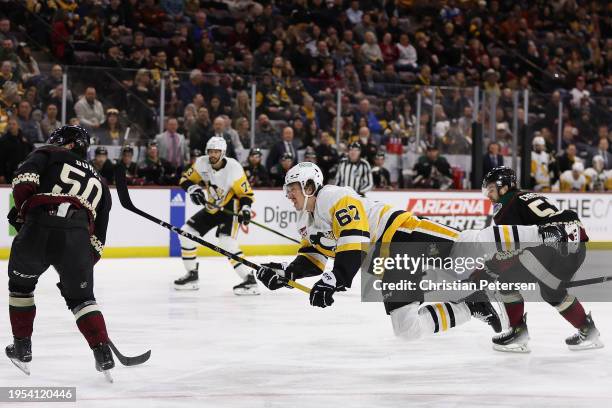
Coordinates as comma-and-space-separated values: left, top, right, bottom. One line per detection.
108, 340, 151, 366
563, 275, 612, 288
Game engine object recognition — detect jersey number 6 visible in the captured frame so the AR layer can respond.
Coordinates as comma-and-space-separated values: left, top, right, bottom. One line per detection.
335, 205, 361, 227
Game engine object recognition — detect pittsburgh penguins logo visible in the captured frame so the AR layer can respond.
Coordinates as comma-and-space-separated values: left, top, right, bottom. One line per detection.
309, 231, 336, 251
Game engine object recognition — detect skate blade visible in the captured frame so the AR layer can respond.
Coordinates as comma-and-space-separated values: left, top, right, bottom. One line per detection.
492, 343, 531, 353
8, 357, 30, 375
233, 288, 261, 296
102, 369, 114, 383
568, 339, 605, 351
174, 283, 199, 291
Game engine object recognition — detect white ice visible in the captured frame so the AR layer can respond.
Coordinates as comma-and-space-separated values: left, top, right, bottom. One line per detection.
1, 256, 612, 408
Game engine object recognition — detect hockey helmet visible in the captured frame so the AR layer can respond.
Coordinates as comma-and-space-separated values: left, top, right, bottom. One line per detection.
206, 136, 227, 158
592, 155, 604, 171
121, 145, 134, 155
482, 166, 517, 193
284, 162, 324, 198
532, 136, 545, 146
47, 125, 91, 159
572, 161, 584, 173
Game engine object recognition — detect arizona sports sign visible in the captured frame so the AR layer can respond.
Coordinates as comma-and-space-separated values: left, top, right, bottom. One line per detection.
406, 197, 494, 230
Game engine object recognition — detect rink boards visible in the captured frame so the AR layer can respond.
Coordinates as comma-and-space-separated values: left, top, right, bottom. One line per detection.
1, 187, 612, 258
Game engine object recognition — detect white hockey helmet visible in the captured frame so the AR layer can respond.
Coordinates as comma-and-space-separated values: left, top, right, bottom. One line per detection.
206, 136, 227, 158
572, 161, 584, 173
284, 162, 324, 197
592, 155, 604, 171
532, 136, 545, 146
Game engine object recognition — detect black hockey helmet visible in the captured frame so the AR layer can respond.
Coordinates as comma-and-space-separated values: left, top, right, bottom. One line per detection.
482, 166, 517, 192
249, 148, 263, 157
47, 125, 91, 159
348, 141, 361, 150
95, 146, 108, 156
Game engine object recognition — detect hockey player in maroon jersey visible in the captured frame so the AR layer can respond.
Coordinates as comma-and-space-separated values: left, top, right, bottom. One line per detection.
6, 125, 115, 380
482, 167, 603, 352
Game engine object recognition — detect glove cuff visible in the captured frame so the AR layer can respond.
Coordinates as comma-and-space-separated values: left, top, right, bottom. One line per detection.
321, 271, 336, 288
187, 184, 201, 194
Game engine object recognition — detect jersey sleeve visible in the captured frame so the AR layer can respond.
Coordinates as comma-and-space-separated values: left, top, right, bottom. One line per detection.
328, 195, 371, 288
230, 164, 254, 207
179, 163, 203, 190
286, 238, 329, 279
11, 150, 49, 211
516, 192, 562, 225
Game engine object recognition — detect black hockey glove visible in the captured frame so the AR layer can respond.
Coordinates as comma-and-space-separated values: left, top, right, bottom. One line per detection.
238, 205, 251, 225
7, 207, 23, 232
257, 265, 290, 290
309, 271, 337, 308
187, 185, 207, 206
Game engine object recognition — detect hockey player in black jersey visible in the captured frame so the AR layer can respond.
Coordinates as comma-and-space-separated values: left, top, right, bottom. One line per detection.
482, 166, 603, 352
5, 125, 115, 380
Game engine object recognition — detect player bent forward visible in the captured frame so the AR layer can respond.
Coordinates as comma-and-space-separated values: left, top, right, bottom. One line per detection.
173, 136, 259, 295
256, 162, 503, 341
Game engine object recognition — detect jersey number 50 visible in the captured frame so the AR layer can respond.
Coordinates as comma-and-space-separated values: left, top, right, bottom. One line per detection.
52, 163, 103, 208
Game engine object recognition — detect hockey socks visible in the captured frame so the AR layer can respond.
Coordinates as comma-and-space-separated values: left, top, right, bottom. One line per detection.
556, 294, 587, 329
500, 291, 525, 327
72, 301, 110, 348
9, 292, 35, 339
422, 302, 472, 334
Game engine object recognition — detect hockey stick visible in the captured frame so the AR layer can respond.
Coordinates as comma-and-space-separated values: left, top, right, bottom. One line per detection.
202, 201, 300, 244
114, 169, 311, 294
563, 275, 612, 288
108, 340, 151, 366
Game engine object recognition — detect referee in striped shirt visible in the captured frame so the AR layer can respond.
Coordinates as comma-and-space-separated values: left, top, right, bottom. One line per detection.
334, 142, 374, 196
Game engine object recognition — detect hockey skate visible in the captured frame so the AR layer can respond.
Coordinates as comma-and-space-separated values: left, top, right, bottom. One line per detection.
5, 337, 32, 375
464, 291, 502, 333
493, 314, 530, 353
566, 312, 604, 351
93, 343, 115, 383
174, 267, 199, 290
233, 274, 260, 296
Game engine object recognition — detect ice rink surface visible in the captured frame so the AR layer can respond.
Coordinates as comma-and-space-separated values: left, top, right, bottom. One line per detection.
1, 255, 612, 408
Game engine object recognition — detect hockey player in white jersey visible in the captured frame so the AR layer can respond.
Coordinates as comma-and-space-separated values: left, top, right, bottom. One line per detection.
559, 161, 587, 192
256, 162, 504, 341
174, 136, 259, 295
584, 155, 612, 191
530, 135, 551, 191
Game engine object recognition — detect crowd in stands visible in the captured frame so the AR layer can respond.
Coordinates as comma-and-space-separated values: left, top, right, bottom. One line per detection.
1, 0, 612, 191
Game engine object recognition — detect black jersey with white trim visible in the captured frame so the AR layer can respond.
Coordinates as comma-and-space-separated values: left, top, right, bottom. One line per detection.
493, 190, 580, 227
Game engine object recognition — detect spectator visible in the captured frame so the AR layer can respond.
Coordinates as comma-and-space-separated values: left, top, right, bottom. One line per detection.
557, 143, 581, 174
0, 17, 17, 46
570, 76, 590, 109
16, 43, 41, 86
232, 91, 251, 122
360, 32, 383, 68
372, 151, 392, 189
74, 87, 105, 130
315, 131, 339, 183
235, 117, 251, 149
97, 108, 126, 145
346, 1, 363, 25
16, 100, 42, 143
243, 148, 270, 187
40, 103, 61, 139
379, 33, 398, 66
396, 33, 417, 71
483, 142, 505, 177
220, 115, 244, 154
115, 145, 143, 185
594, 138, 612, 170
269, 152, 294, 187
155, 117, 190, 172
0, 117, 33, 184
266, 126, 298, 170
128, 68, 156, 135
334, 142, 374, 196
188, 107, 212, 152
0, 60, 15, 87
90, 146, 115, 185
138, 141, 178, 185
354, 98, 383, 141
412, 145, 453, 189
178, 69, 203, 107
254, 114, 279, 149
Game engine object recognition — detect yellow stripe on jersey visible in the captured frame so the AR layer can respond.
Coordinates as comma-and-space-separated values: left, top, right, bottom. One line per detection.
435, 303, 449, 331
414, 219, 459, 240
329, 196, 370, 253
381, 211, 415, 243
301, 253, 326, 271
231, 173, 254, 201
180, 164, 203, 186
502, 225, 512, 250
